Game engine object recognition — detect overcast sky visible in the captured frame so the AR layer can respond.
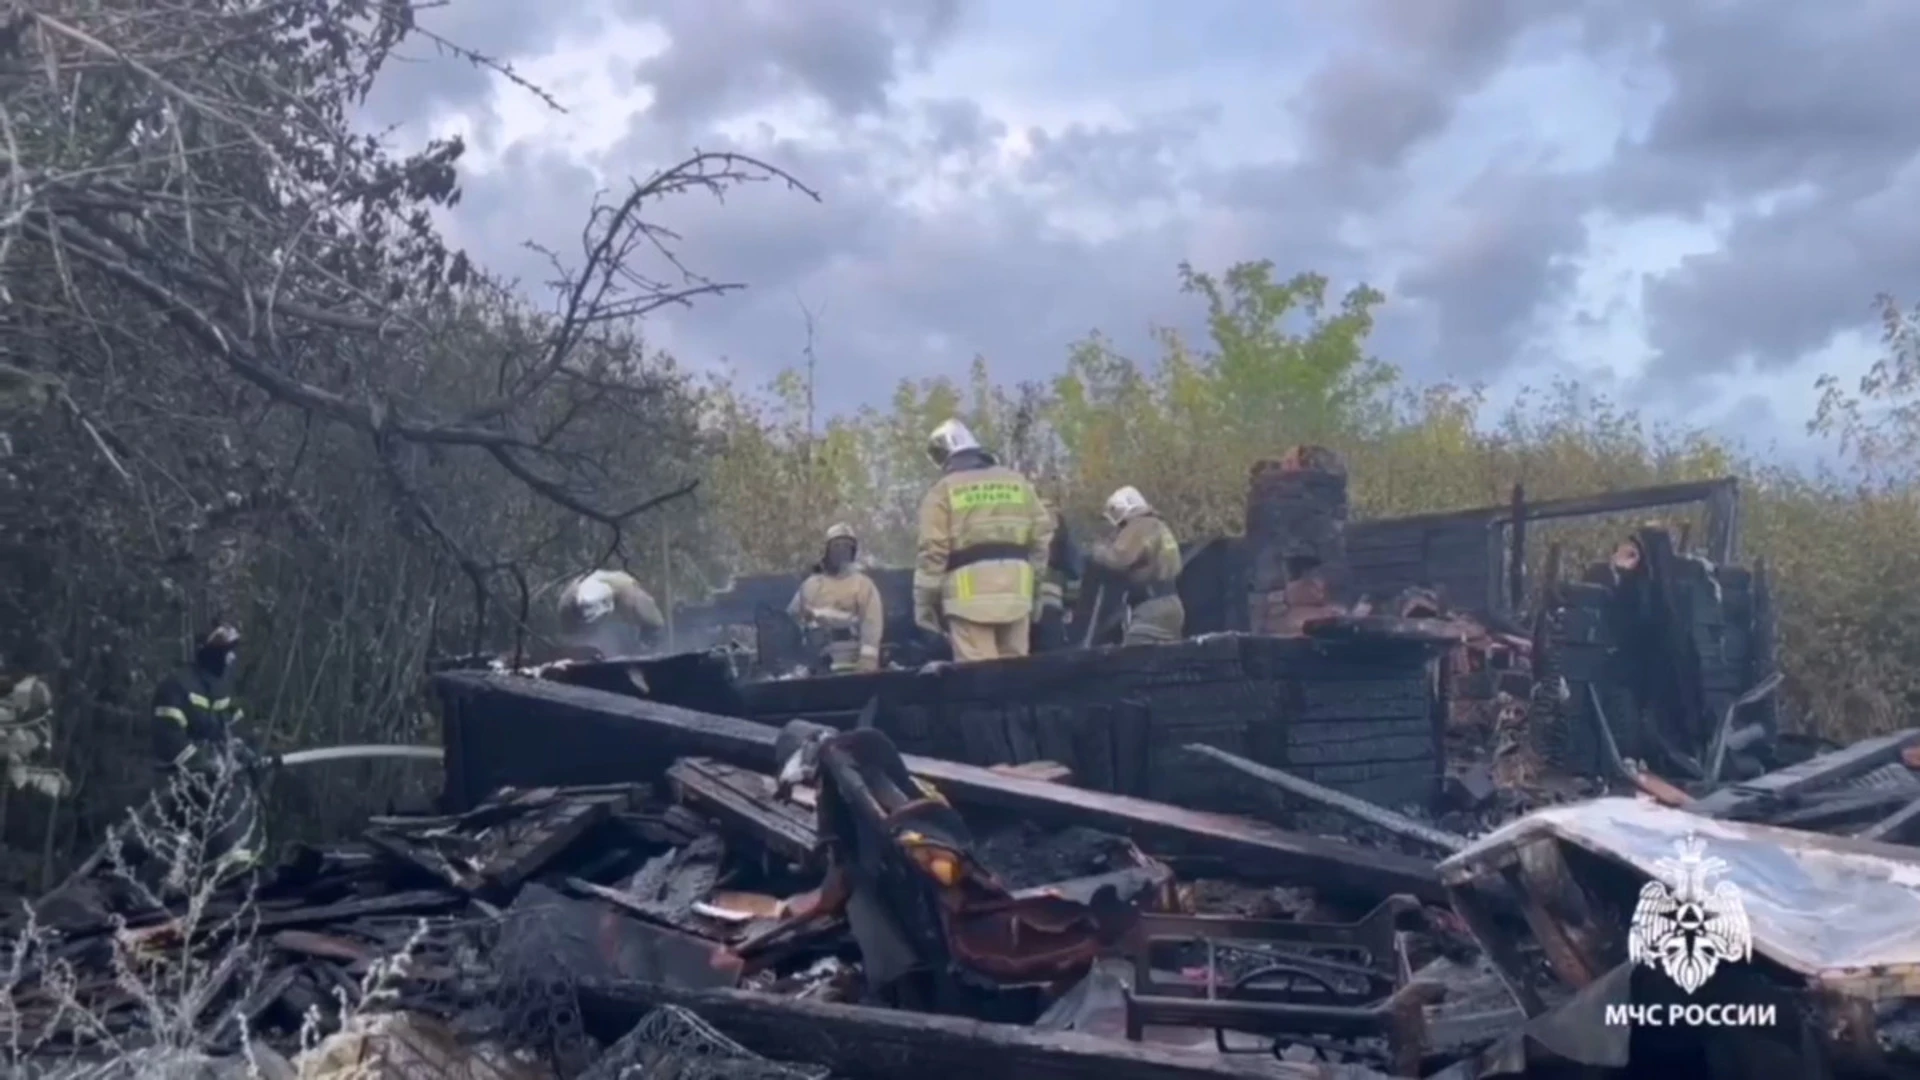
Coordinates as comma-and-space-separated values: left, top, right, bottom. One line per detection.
360, 0, 1920, 464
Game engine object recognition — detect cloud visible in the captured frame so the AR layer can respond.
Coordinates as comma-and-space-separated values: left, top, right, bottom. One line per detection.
362, 0, 1920, 463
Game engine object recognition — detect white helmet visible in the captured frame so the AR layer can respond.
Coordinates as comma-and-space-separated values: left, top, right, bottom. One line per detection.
1103, 485, 1150, 526
568, 572, 619, 623
926, 418, 981, 466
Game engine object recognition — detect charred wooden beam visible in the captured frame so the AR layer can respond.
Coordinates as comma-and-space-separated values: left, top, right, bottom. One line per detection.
1352, 477, 1738, 533
437, 673, 1444, 903
1505, 483, 1526, 613
254, 889, 461, 931
575, 980, 1374, 1080
668, 757, 819, 866
1857, 795, 1920, 844
1691, 728, 1920, 819
1184, 743, 1467, 854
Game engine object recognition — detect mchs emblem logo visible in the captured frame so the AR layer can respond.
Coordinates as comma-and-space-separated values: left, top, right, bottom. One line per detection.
1627, 833, 1753, 994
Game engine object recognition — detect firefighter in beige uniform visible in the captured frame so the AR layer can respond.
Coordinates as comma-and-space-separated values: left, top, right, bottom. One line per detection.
1088, 485, 1185, 645
556, 570, 666, 659
913, 419, 1055, 663
787, 523, 884, 673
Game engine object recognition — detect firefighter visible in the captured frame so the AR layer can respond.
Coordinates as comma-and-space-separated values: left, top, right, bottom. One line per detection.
1033, 497, 1083, 651
1088, 485, 1185, 645
150, 623, 262, 873
913, 419, 1054, 663
556, 570, 665, 659
788, 523, 884, 674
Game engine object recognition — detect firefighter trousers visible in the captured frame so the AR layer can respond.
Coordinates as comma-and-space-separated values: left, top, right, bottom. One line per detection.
1121, 595, 1185, 646
945, 616, 1030, 662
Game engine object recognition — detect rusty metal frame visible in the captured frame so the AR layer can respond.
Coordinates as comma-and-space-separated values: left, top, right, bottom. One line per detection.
1123, 980, 1442, 1076
1128, 895, 1419, 1004
1120, 895, 1431, 1068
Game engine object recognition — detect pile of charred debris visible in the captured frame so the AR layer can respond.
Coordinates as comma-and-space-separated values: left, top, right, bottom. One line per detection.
16, 468, 1920, 1078
16, 700, 1920, 1080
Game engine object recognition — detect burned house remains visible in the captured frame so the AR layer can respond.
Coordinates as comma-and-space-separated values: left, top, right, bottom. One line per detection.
30, 458, 1920, 1080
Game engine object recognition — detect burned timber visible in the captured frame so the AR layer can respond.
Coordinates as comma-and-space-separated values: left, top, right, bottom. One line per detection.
21, 468, 1920, 1079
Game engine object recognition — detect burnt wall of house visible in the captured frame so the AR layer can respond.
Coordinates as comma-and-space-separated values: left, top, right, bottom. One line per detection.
735, 633, 1445, 814
1540, 559, 1775, 776
1344, 518, 1498, 613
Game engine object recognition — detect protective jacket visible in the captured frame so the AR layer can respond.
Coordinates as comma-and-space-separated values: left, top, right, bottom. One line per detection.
914, 452, 1054, 628
152, 666, 244, 771
150, 662, 261, 873
558, 570, 665, 658
1088, 511, 1185, 644
789, 567, 885, 673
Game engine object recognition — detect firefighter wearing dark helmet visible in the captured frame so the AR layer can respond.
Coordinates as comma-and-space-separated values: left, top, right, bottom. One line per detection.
150, 623, 262, 872
914, 419, 1054, 662
787, 523, 884, 673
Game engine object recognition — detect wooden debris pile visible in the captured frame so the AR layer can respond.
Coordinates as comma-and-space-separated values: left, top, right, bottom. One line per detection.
3, 723, 1514, 1079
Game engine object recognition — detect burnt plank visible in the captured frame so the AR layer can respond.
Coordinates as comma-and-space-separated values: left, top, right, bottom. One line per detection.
576, 981, 1357, 1080
437, 673, 1442, 903
901, 757, 1441, 902
1030, 704, 1080, 775
255, 890, 461, 931
481, 796, 612, 891
667, 758, 819, 865
436, 671, 787, 797
1351, 477, 1737, 533
1005, 706, 1041, 764
1692, 728, 1920, 819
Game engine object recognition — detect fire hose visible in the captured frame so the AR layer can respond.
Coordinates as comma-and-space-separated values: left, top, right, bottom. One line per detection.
269, 744, 444, 768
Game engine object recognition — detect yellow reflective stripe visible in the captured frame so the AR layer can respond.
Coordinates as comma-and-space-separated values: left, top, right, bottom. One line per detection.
155, 706, 189, 726
231, 709, 244, 722
187, 693, 211, 709
210, 698, 232, 711
951, 564, 1034, 602
948, 480, 1031, 511
172, 744, 197, 766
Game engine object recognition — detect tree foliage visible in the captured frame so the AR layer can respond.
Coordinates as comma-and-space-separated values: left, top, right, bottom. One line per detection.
0, 0, 813, 887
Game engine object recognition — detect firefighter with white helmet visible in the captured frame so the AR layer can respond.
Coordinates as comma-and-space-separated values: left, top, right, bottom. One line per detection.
787, 522, 884, 673
914, 418, 1054, 662
556, 570, 665, 659
1088, 485, 1185, 645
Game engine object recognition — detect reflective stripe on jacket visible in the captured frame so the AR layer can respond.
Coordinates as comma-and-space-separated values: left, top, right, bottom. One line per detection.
914, 463, 1055, 625
152, 669, 242, 769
